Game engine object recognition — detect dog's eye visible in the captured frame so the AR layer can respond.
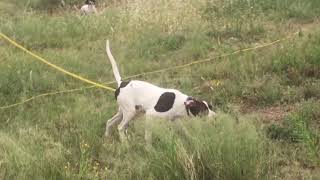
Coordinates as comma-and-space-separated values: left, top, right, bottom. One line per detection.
208, 104, 213, 110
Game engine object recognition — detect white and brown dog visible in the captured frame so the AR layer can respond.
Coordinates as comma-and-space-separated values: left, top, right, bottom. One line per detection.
105, 40, 216, 143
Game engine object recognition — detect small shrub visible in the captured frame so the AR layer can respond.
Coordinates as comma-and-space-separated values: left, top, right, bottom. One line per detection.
304, 82, 320, 100
266, 101, 320, 165
241, 77, 282, 106
267, 124, 298, 143
143, 114, 276, 180
162, 34, 186, 51
19, 0, 64, 10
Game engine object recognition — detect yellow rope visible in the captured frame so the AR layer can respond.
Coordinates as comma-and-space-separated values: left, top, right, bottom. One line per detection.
0, 87, 90, 110
121, 31, 299, 79
0, 32, 116, 92
0, 31, 299, 110
0, 84, 115, 110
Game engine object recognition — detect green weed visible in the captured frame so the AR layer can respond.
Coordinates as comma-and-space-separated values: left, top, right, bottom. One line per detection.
267, 101, 320, 166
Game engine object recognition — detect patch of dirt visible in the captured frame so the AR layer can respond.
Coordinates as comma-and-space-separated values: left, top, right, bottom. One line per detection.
297, 18, 320, 35
240, 104, 296, 122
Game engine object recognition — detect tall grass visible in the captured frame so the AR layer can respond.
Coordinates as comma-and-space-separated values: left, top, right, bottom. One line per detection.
145, 115, 276, 180
267, 101, 320, 166
0, 113, 277, 179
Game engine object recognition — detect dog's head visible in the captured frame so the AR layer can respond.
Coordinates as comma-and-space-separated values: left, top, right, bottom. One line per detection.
85, 0, 95, 5
184, 97, 216, 117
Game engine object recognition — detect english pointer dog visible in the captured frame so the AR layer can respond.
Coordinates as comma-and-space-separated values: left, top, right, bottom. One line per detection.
105, 40, 216, 143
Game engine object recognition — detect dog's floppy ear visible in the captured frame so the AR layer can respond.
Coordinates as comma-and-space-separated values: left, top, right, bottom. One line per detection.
185, 98, 211, 117
184, 99, 193, 116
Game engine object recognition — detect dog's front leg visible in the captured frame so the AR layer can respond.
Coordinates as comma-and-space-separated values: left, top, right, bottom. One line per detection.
145, 116, 153, 148
105, 108, 123, 137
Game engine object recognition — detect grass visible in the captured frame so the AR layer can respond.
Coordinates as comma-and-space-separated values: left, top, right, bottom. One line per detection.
0, 0, 320, 179
267, 101, 320, 166
106, 115, 277, 180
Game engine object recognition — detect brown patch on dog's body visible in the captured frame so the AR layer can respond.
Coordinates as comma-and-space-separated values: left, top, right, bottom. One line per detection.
154, 92, 176, 112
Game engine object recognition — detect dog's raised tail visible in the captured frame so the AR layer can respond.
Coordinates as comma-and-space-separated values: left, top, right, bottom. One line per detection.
106, 40, 121, 87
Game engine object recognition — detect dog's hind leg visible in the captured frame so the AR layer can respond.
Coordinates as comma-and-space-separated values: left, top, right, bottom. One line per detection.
117, 110, 135, 142
105, 108, 123, 137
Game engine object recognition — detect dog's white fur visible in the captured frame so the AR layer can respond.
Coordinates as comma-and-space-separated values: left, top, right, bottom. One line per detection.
80, 3, 97, 15
105, 40, 215, 143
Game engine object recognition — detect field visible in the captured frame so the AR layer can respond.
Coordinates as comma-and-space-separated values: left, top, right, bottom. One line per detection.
0, 0, 320, 179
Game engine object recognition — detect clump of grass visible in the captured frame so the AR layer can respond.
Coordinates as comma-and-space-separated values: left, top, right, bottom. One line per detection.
206, 30, 320, 107
266, 100, 320, 166
303, 81, 320, 100
123, 0, 202, 34
0, 131, 67, 179
203, 0, 266, 42
99, 114, 277, 180
256, 0, 320, 21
